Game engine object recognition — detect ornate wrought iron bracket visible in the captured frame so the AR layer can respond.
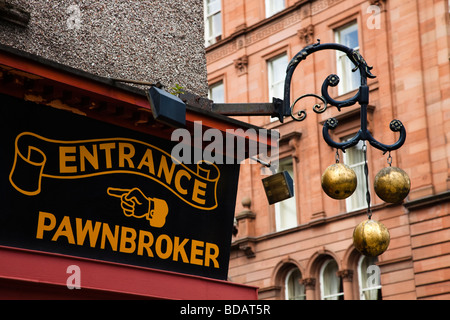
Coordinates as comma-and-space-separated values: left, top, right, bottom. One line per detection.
111, 40, 406, 155
284, 40, 406, 153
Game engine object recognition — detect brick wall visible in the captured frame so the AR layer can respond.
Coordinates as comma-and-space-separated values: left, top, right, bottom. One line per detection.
207, 0, 450, 299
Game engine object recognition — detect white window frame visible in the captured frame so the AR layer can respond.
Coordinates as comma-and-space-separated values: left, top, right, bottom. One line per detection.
274, 157, 297, 231
267, 53, 288, 102
285, 268, 306, 300
208, 80, 224, 103
334, 22, 361, 95
265, 0, 286, 18
204, 0, 222, 46
320, 259, 344, 300
342, 139, 367, 212
358, 255, 382, 300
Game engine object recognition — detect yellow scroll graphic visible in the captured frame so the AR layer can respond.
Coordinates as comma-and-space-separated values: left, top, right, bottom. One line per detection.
9, 132, 220, 210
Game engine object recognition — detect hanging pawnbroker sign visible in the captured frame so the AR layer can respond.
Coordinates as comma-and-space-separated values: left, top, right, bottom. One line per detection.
0, 94, 240, 280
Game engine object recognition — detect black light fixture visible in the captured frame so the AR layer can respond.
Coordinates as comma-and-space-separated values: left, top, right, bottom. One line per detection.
146, 86, 186, 128
110, 78, 186, 128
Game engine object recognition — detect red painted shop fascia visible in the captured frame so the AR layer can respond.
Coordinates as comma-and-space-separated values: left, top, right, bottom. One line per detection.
0, 245, 258, 300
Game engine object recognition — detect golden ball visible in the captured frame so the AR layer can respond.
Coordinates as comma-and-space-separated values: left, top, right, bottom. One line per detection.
321, 163, 357, 199
353, 219, 390, 257
374, 166, 410, 203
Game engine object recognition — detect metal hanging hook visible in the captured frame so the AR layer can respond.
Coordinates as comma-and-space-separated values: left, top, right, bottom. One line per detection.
387, 151, 392, 167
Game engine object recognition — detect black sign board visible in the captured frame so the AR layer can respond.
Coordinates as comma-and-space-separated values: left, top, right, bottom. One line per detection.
0, 94, 240, 280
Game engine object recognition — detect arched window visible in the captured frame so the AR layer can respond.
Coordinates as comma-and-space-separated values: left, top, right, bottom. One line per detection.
320, 259, 344, 300
285, 268, 305, 300
358, 255, 382, 300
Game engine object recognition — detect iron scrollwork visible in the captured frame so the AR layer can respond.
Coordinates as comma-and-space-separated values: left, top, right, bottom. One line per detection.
283, 40, 406, 153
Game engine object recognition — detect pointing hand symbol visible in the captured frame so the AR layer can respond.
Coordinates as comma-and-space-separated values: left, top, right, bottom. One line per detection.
107, 187, 169, 228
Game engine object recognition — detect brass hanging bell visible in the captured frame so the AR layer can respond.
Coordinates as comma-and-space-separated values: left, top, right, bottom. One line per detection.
321, 163, 357, 199
353, 219, 390, 257
374, 166, 410, 203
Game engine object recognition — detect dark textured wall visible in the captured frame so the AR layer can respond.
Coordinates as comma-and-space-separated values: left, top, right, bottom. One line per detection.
0, 0, 208, 96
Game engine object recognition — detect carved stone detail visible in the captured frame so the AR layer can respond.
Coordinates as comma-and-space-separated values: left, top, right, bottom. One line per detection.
337, 269, 354, 281
301, 277, 316, 289
297, 25, 315, 44
234, 55, 248, 76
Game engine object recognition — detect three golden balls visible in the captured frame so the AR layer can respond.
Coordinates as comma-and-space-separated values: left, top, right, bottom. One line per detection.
320, 157, 409, 258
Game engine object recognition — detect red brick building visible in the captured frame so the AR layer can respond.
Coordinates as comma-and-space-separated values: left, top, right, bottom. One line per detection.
206, 0, 450, 299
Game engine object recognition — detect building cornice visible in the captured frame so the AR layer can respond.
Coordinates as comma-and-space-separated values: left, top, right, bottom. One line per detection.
206, 1, 310, 64
206, 0, 308, 52
206, 0, 359, 64
404, 190, 450, 211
